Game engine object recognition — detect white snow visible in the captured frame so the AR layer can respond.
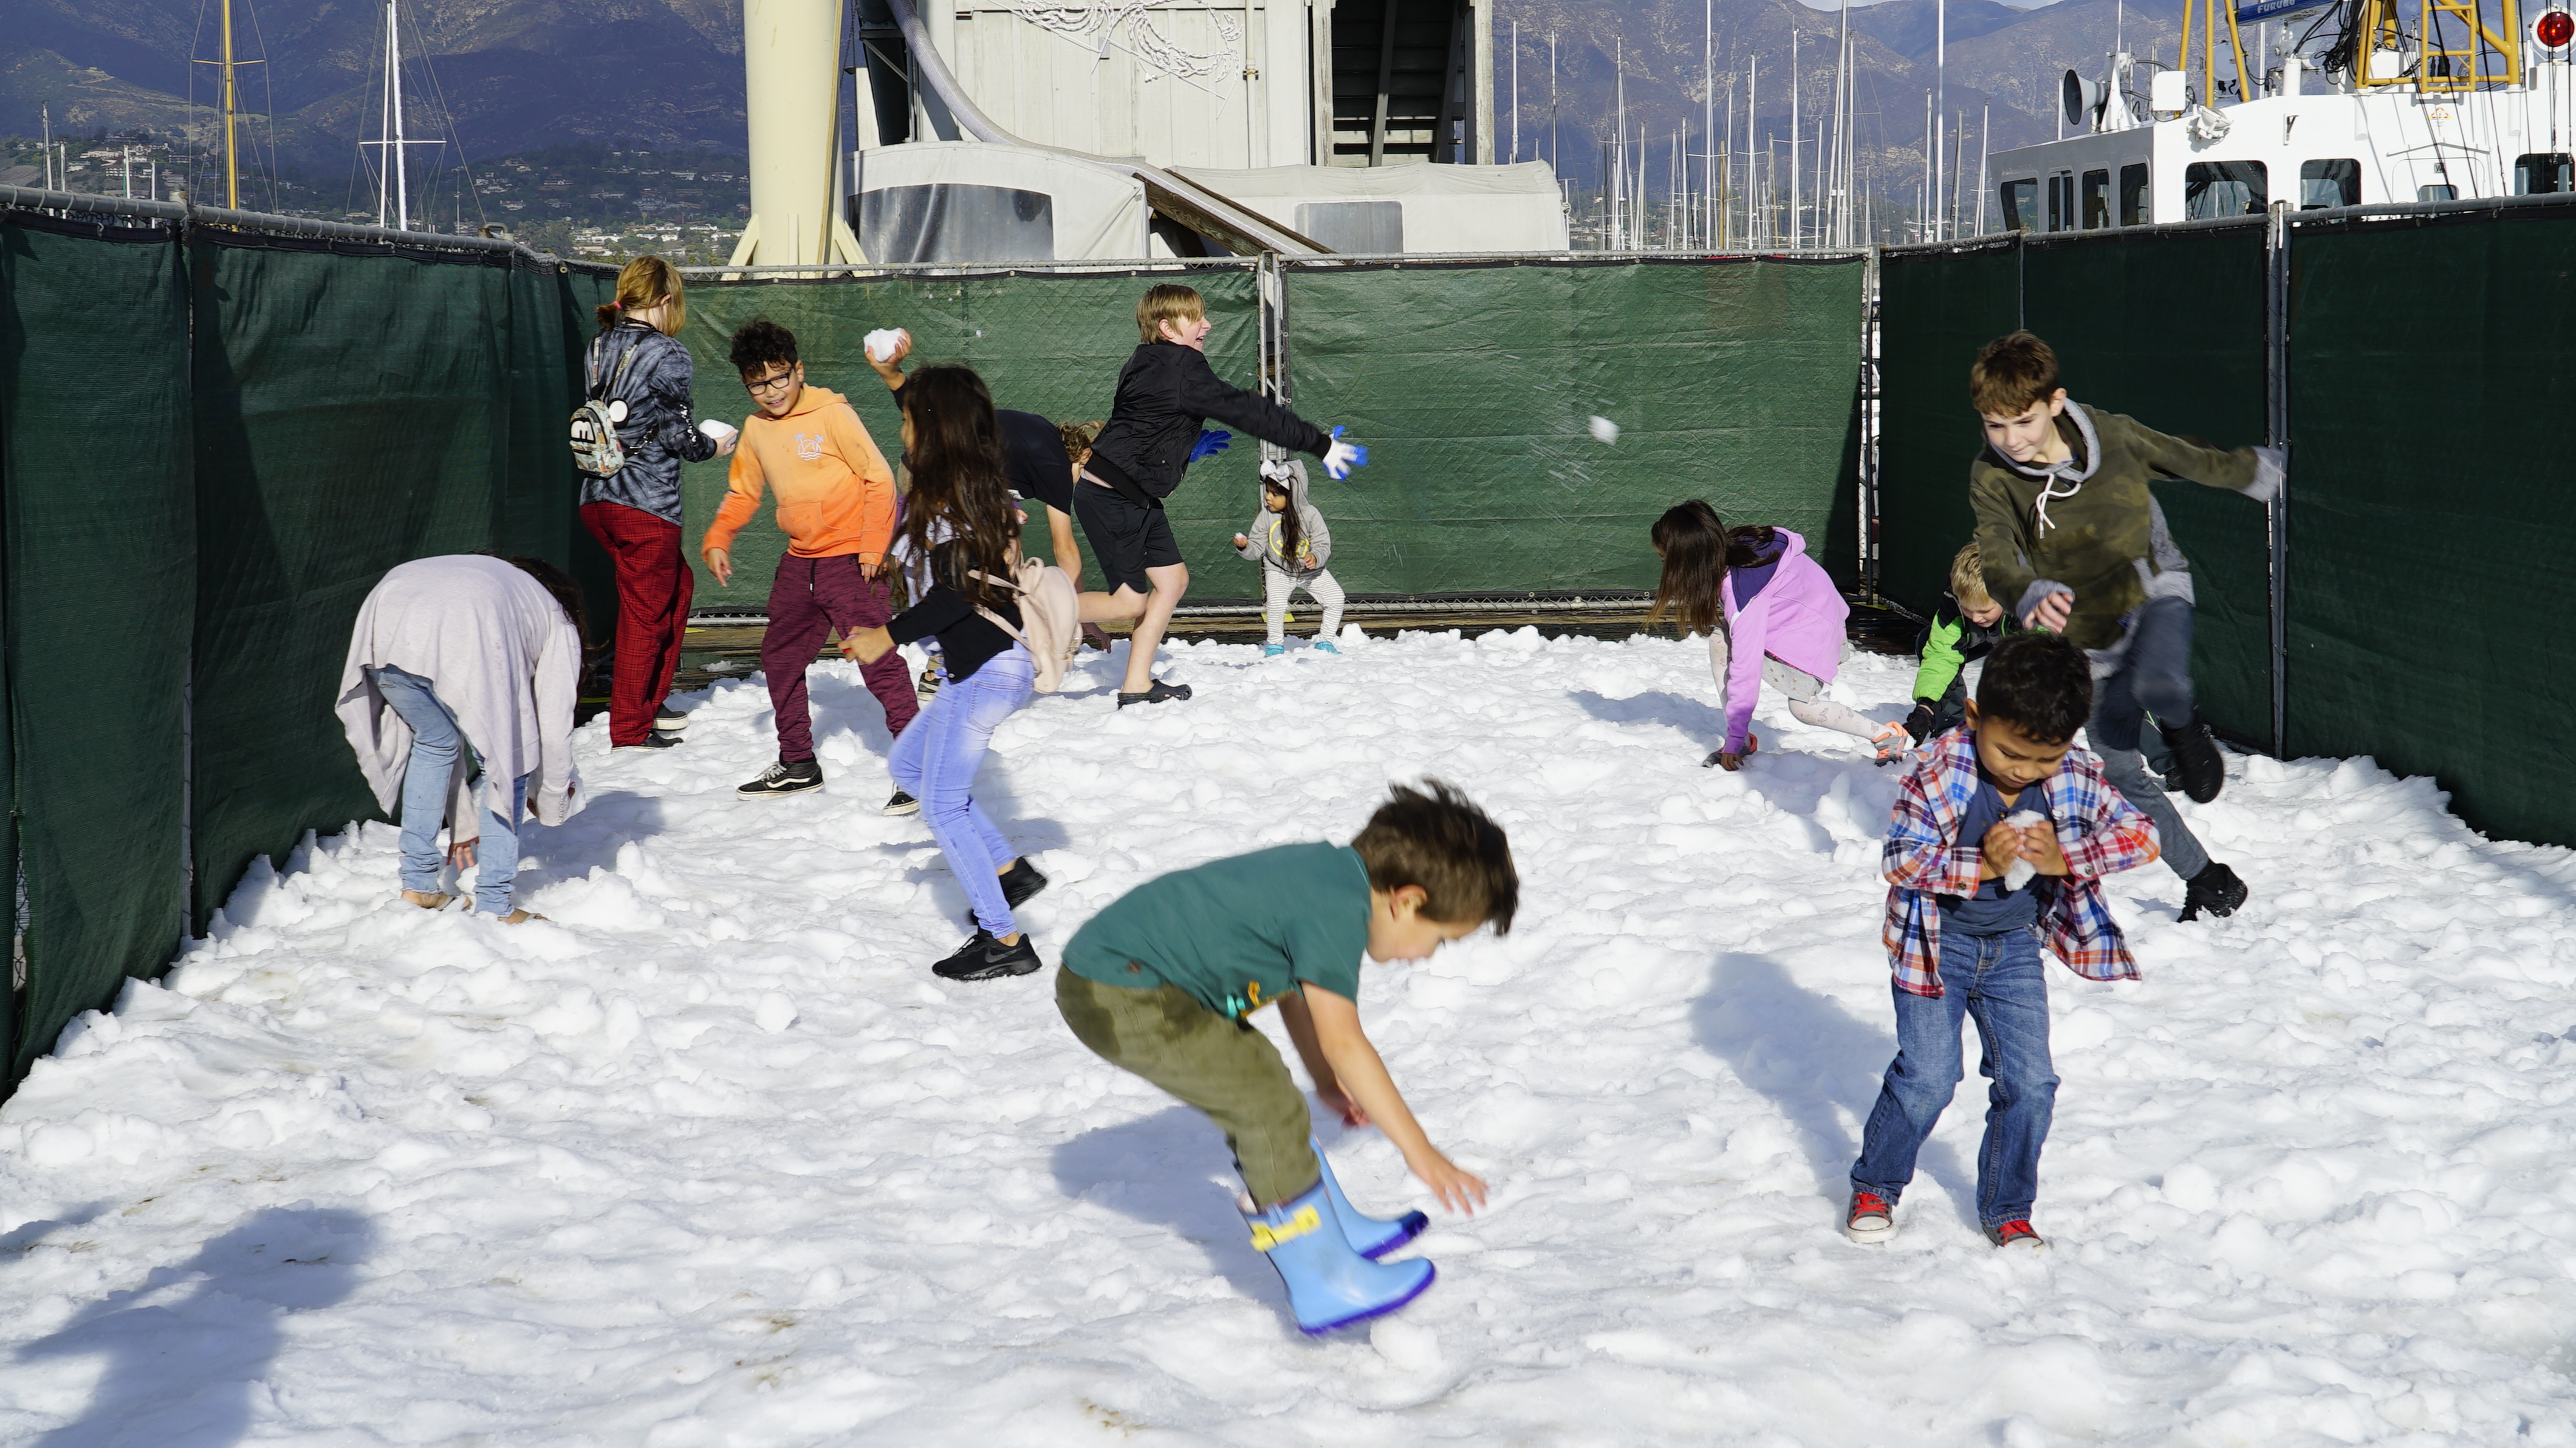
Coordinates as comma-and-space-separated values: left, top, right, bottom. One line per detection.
5, 630, 2576, 1446
1589, 415, 1621, 445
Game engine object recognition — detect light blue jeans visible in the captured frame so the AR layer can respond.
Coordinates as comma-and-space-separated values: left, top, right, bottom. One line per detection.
888, 643, 1035, 937
368, 665, 526, 915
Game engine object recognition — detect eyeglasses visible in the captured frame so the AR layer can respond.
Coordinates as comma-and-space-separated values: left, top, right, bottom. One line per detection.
745, 369, 796, 395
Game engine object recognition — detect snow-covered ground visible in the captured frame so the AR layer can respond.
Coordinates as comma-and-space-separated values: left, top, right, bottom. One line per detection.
4, 630, 2575, 1447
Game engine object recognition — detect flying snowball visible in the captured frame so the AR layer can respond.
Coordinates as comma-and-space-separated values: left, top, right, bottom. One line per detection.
1589, 415, 1620, 445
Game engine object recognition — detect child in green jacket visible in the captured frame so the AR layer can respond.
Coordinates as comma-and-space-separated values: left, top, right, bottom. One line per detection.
1968, 331, 2279, 922
1056, 780, 1513, 1335
1905, 542, 2016, 746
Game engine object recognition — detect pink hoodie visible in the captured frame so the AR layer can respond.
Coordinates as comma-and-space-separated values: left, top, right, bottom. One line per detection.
1717, 528, 1849, 754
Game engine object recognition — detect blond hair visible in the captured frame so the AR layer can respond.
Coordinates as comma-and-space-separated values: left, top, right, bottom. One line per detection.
598, 254, 685, 335
1949, 542, 1993, 609
1057, 418, 1103, 461
1136, 283, 1205, 345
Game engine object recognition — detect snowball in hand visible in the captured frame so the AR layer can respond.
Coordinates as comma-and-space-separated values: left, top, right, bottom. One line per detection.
864, 328, 908, 363
2001, 809, 2049, 892
1589, 415, 1620, 445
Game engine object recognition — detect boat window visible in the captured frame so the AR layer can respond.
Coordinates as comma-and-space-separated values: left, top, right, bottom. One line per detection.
2081, 169, 2112, 228
2299, 159, 2360, 209
1295, 201, 1404, 253
2047, 174, 2073, 231
2183, 160, 2267, 219
855, 185, 1055, 264
2001, 179, 2037, 231
2516, 152, 2574, 194
2120, 164, 2150, 225
2417, 183, 2458, 201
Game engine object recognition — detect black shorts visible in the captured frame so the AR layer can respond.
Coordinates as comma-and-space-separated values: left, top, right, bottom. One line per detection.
1074, 482, 1181, 596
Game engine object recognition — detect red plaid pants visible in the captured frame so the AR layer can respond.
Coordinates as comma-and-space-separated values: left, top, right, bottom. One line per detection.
580, 501, 694, 746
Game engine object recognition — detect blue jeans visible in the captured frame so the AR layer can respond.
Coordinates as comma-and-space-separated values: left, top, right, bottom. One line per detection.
887, 644, 1035, 937
368, 666, 526, 915
1851, 925, 2060, 1228
2090, 598, 2209, 881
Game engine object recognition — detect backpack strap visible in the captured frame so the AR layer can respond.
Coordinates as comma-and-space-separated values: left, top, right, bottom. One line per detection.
586, 330, 646, 403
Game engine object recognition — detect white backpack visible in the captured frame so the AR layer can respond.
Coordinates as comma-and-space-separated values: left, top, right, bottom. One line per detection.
569, 339, 643, 477
968, 560, 1081, 693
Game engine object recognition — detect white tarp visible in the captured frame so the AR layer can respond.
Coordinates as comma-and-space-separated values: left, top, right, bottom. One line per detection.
1171, 160, 1570, 254
848, 142, 1150, 263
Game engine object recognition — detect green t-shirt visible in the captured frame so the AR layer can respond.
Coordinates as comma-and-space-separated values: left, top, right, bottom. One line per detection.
1064, 842, 1371, 1018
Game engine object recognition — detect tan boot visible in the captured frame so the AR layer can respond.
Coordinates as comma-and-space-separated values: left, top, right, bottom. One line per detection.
491, 909, 547, 924
401, 889, 454, 910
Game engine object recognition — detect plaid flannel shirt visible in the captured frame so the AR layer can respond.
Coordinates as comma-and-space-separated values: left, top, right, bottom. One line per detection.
1881, 726, 2160, 998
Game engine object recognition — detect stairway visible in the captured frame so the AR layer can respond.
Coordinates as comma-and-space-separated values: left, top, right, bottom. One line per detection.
1328, 0, 1470, 165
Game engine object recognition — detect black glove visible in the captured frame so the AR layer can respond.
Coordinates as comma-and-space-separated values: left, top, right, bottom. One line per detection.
1903, 701, 1939, 745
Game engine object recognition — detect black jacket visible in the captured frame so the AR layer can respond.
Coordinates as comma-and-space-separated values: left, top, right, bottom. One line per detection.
1085, 342, 1332, 501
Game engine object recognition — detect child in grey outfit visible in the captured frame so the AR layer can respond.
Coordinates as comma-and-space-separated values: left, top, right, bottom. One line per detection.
1233, 458, 1345, 655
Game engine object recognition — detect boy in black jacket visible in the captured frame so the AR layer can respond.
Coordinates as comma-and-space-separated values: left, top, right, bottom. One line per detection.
1078, 284, 1366, 707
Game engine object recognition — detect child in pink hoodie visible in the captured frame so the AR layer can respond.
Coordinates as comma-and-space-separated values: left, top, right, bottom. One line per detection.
1648, 501, 1906, 771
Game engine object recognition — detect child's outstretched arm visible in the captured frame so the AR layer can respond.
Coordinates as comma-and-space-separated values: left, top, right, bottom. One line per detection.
1281, 985, 1488, 1214
1171, 350, 1335, 459
2124, 416, 2283, 502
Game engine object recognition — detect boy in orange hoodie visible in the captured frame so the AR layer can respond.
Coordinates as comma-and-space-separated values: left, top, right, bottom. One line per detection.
702, 319, 920, 808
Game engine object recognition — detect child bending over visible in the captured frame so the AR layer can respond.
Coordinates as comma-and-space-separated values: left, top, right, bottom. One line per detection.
1057, 781, 1511, 1334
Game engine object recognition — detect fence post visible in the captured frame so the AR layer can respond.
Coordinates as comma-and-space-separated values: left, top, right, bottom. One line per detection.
2265, 201, 2290, 757
1860, 244, 1882, 601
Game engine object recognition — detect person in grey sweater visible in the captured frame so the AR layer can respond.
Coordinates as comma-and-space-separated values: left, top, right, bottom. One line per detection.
1232, 458, 1346, 656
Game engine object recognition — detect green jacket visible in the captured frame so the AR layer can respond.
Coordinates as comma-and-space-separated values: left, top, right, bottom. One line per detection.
1912, 595, 2012, 705
1969, 401, 2280, 652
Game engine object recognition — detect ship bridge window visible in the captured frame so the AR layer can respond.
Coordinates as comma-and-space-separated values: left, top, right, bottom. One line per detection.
2081, 169, 2112, 228
2184, 160, 2267, 219
2001, 178, 2038, 231
2516, 152, 2574, 194
2120, 163, 2150, 225
2300, 159, 2360, 209
2047, 173, 2074, 231
855, 185, 1055, 264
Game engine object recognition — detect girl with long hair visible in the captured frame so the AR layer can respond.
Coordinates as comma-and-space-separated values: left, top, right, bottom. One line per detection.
1648, 500, 1906, 771
843, 364, 1052, 982
1232, 458, 1345, 655
579, 255, 734, 750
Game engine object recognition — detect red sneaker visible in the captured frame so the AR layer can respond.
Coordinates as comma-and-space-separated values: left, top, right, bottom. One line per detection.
1844, 1190, 1895, 1245
1984, 1219, 2047, 1251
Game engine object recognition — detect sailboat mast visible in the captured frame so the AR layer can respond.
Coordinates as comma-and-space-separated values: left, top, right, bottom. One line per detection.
391, 0, 411, 230
222, 0, 241, 208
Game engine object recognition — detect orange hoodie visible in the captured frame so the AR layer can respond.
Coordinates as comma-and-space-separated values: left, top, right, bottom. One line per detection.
701, 386, 896, 562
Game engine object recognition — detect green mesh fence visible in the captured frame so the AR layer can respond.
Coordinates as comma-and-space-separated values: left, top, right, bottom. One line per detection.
1874, 241, 2019, 619
673, 265, 1263, 605
0, 215, 194, 1082
1279, 258, 1866, 595
2021, 227, 2273, 744
2283, 208, 2576, 847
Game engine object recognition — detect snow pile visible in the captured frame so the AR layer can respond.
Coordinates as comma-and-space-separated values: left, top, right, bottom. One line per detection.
3, 630, 2574, 1445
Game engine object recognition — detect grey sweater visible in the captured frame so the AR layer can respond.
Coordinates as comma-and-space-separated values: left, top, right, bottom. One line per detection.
1233, 459, 1334, 578
579, 321, 721, 524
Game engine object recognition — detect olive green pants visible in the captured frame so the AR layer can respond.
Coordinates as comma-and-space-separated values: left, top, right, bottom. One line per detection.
1056, 966, 1321, 1205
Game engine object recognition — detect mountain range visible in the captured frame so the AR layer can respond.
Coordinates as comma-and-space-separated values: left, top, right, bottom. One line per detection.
2, 0, 2197, 203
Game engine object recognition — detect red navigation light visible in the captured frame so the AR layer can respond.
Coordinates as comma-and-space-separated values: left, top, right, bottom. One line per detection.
2539, 8, 2574, 48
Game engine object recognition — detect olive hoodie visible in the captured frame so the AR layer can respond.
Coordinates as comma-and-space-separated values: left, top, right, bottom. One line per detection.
1969, 401, 2283, 652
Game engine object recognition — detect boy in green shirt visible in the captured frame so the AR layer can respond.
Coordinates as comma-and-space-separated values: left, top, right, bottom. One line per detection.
1057, 780, 1515, 1335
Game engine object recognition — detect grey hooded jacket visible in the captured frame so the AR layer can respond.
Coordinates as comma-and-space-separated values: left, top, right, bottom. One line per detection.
1234, 459, 1333, 578
580, 321, 721, 525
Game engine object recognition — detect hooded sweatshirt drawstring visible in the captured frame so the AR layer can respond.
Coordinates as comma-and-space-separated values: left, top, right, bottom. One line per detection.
2001, 401, 2103, 538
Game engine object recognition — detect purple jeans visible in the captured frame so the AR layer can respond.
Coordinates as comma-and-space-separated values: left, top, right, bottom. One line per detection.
762, 553, 919, 762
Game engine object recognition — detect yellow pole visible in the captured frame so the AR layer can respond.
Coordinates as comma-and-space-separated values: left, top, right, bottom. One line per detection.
2180, 0, 2197, 103
222, 0, 240, 208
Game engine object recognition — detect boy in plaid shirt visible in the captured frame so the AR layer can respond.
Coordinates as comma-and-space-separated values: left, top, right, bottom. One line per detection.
1846, 633, 2159, 1251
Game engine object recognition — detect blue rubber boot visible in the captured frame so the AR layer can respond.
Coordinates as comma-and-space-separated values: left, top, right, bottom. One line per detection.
1314, 640, 1341, 654
1311, 1136, 1427, 1259
1262, 644, 1286, 657
1247, 1181, 1436, 1335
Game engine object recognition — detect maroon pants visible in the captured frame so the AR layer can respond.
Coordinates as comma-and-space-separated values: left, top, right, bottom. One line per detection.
580, 501, 695, 746
764, 553, 919, 762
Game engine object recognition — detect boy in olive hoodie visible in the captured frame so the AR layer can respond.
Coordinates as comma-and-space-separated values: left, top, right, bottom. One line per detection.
1967, 331, 2280, 923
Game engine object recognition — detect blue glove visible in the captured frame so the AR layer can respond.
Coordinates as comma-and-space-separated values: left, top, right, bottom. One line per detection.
1323, 425, 1369, 480
1189, 429, 1233, 463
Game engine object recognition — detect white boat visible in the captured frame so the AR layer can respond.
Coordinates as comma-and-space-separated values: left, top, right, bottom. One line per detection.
1988, 0, 2575, 229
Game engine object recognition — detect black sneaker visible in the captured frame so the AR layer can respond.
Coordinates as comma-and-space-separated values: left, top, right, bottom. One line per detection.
738, 759, 824, 799
616, 729, 685, 750
654, 706, 691, 733
883, 790, 921, 816
999, 858, 1050, 910
2179, 861, 2249, 922
2165, 719, 2227, 804
1117, 679, 1194, 708
932, 929, 1043, 982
